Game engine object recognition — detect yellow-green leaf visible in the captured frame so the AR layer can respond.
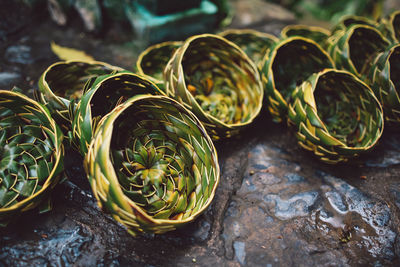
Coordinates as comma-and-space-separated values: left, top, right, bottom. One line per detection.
50, 41, 95, 61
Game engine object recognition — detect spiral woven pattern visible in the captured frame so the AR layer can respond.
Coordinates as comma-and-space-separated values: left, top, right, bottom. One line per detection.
0, 90, 63, 226
136, 41, 182, 90
331, 15, 378, 35
327, 25, 389, 77
37, 60, 123, 131
261, 36, 334, 123
389, 10, 400, 42
368, 44, 400, 123
378, 10, 400, 44
164, 34, 263, 140
73, 73, 164, 155
219, 29, 278, 67
281, 25, 331, 48
85, 95, 219, 235
288, 69, 383, 164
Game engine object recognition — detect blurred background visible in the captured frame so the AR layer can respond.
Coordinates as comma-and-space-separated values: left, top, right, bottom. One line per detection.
1, 0, 399, 94
4, 0, 400, 38
0, 1, 399, 65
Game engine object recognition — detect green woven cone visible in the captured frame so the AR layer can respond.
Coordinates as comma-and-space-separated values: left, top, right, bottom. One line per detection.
327, 24, 389, 77
288, 69, 384, 164
136, 41, 182, 91
281, 25, 331, 49
330, 15, 379, 35
85, 95, 219, 235
72, 72, 164, 155
368, 44, 400, 123
261, 36, 335, 123
0, 90, 64, 226
37, 60, 124, 133
164, 34, 263, 140
388, 10, 400, 42
378, 10, 400, 44
219, 29, 278, 67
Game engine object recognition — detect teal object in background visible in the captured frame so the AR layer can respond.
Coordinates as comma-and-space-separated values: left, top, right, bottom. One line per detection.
126, 0, 218, 43
137, 0, 202, 15
43, 0, 223, 43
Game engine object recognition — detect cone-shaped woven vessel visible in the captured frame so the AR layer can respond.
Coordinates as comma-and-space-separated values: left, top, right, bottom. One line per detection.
37, 60, 123, 132
327, 25, 389, 77
73, 73, 164, 155
368, 44, 400, 123
281, 25, 331, 48
0, 90, 64, 226
379, 10, 400, 43
388, 10, 400, 42
164, 34, 263, 140
136, 41, 182, 91
261, 36, 334, 123
219, 29, 278, 67
331, 15, 378, 34
288, 69, 383, 164
85, 95, 219, 235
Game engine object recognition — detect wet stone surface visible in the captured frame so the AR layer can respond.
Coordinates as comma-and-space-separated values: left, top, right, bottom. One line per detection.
1, 1, 400, 266
223, 140, 398, 266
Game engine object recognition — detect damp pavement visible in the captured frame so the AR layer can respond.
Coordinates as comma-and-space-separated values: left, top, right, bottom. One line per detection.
1, 1, 400, 266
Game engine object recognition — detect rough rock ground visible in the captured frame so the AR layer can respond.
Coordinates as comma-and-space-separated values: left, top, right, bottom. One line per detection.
1, 1, 400, 266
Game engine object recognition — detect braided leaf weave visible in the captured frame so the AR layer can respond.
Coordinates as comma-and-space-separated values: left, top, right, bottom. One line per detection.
331, 15, 379, 35
327, 25, 389, 77
379, 10, 400, 44
261, 36, 335, 123
136, 41, 182, 91
164, 34, 263, 140
281, 25, 331, 49
368, 44, 400, 123
288, 69, 383, 164
85, 95, 219, 235
219, 29, 278, 67
0, 90, 64, 226
388, 10, 400, 42
73, 73, 164, 155
37, 60, 123, 131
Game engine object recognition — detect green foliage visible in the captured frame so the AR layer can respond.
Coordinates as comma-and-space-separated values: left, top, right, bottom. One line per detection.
268, 0, 383, 23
